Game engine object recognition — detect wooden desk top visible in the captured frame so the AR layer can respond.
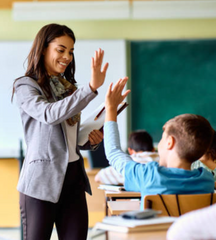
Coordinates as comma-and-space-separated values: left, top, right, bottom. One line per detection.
93, 230, 167, 240
107, 200, 140, 215
85, 168, 101, 175
108, 230, 167, 240
105, 191, 141, 198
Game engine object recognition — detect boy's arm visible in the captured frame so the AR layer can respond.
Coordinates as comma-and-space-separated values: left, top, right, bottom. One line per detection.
104, 121, 132, 175
104, 78, 131, 176
104, 121, 143, 192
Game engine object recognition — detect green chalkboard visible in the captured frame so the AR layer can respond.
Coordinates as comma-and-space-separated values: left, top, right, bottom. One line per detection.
130, 39, 216, 142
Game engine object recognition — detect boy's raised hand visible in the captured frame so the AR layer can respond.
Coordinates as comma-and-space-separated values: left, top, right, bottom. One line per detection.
90, 48, 109, 92
105, 77, 130, 122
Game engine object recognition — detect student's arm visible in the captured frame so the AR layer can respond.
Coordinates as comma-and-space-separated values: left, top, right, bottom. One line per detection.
167, 204, 216, 240
104, 121, 145, 192
104, 121, 132, 175
104, 78, 131, 176
94, 166, 124, 185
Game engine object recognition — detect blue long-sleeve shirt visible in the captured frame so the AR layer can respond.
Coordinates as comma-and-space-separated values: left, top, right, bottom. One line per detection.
104, 121, 215, 209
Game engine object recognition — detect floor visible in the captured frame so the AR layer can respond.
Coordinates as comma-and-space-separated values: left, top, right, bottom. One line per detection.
0, 228, 106, 240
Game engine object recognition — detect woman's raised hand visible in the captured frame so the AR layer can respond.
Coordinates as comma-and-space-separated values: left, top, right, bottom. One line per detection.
89, 48, 109, 92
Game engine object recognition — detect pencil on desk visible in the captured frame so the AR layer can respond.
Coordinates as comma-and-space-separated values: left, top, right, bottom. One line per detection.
94, 107, 105, 121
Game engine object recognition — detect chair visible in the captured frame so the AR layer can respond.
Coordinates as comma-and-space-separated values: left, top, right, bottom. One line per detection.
144, 193, 216, 217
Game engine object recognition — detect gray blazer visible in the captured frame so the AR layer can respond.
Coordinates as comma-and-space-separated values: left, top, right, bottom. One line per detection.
15, 77, 97, 203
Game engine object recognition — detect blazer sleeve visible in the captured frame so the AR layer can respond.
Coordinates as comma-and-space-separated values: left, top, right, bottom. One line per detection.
15, 77, 97, 125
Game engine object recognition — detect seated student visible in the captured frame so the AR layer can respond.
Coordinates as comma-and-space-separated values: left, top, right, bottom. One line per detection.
95, 130, 159, 185
167, 203, 216, 240
191, 131, 216, 188
103, 78, 215, 209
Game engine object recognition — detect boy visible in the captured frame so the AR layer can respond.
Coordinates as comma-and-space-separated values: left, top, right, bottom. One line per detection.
104, 78, 215, 208
95, 130, 159, 185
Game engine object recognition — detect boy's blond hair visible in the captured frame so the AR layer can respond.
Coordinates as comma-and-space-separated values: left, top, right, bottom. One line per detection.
163, 114, 214, 163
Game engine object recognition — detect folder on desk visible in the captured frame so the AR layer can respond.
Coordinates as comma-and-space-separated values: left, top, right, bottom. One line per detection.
78, 102, 128, 146
94, 216, 177, 233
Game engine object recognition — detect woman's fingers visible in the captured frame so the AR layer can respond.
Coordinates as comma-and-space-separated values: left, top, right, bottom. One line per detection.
98, 48, 104, 66
93, 48, 104, 67
89, 130, 103, 145
94, 49, 99, 65
102, 62, 109, 74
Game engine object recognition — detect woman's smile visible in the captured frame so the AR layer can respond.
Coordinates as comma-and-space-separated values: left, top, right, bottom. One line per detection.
43, 35, 74, 76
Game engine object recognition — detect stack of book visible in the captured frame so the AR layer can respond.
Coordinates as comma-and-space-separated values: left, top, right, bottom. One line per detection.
93, 215, 177, 233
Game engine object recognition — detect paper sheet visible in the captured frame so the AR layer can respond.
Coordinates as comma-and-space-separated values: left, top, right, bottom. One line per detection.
78, 102, 128, 146
78, 103, 105, 146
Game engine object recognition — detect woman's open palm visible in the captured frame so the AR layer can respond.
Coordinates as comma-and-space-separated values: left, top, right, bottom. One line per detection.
90, 48, 109, 91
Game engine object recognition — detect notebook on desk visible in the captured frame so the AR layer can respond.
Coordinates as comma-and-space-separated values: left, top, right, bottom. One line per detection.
98, 184, 126, 192
94, 216, 177, 233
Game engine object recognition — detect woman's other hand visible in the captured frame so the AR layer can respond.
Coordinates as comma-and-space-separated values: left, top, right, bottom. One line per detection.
89, 48, 109, 91
88, 129, 104, 145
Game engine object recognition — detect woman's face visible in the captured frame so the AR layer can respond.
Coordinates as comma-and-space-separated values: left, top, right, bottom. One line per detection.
43, 35, 74, 76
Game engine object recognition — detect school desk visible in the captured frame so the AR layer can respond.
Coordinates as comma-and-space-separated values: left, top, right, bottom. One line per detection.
104, 191, 141, 216
107, 200, 140, 215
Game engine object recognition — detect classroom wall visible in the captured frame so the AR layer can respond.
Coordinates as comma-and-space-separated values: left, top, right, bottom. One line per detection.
1, 3, 216, 229
0, 40, 127, 157
1, 10, 216, 40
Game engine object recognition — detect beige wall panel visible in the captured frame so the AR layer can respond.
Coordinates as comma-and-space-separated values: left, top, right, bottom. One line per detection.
0, 0, 129, 9
0, 159, 20, 227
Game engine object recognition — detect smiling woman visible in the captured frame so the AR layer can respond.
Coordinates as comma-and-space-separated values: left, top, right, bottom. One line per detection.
43, 35, 74, 76
11, 23, 109, 240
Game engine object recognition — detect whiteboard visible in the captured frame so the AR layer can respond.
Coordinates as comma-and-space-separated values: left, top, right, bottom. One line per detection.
0, 40, 127, 157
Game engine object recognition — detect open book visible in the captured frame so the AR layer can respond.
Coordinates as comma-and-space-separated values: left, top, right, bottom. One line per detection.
93, 215, 177, 233
78, 102, 128, 146
98, 184, 125, 192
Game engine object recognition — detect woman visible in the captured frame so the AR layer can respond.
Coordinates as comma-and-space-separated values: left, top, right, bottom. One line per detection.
12, 23, 108, 240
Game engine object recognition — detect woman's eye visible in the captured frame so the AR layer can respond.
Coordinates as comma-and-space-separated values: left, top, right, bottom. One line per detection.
69, 52, 73, 56
57, 49, 64, 53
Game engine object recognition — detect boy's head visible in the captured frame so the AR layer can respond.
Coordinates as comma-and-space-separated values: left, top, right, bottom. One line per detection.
128, 130, 154, 154
158, 114, 214, 166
